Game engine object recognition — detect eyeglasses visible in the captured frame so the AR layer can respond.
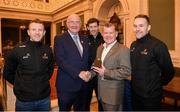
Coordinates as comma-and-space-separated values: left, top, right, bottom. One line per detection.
68, 21, 81, 24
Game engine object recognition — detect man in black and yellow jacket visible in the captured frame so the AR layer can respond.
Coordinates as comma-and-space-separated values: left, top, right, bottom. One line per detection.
130, 14, 174, 111
3, 19, 54, 111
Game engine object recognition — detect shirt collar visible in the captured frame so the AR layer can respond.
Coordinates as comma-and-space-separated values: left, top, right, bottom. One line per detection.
68, 30, 78, 37
103, 40, 117, 49
92, 33, 98, 39
68, 30, 79, 40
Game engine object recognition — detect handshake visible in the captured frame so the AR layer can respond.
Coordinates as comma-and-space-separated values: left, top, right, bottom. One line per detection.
79, 71, 91, 82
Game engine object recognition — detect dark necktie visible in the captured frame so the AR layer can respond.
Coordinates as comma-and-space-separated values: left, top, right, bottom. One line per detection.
74, 35, 83, 57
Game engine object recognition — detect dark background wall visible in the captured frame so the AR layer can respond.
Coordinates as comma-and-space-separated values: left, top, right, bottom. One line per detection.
2, 27, 19, 46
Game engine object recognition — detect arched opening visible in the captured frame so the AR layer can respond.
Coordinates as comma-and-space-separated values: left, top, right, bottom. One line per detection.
95, 0, 130, 45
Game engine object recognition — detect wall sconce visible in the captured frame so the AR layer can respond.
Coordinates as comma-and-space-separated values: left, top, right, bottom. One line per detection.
19, 25, 26, 30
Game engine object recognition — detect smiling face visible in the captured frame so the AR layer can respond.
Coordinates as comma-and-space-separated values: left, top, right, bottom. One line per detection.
102, 24, 118, 46
133, 17, 151, 39
87, 22, 99, 37
66, 14, 81, 35
27, 22, 45, 42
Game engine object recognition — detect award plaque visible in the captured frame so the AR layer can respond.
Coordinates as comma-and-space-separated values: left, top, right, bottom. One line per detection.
93, 58, 102, 68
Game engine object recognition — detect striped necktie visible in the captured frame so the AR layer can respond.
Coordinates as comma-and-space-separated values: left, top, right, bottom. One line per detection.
73, 35, 83, 57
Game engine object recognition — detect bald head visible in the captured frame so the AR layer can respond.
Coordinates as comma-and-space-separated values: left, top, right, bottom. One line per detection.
66, 14, 81, 35
67, 14, 81, 22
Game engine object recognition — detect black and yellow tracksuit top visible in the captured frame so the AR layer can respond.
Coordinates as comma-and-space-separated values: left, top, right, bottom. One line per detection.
130, 33, 174, 98
3, 40, 54, 101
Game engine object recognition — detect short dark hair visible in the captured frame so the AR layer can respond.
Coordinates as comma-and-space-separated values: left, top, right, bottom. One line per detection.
104, 22, 118, 31
28, 18, 44, 29
87, 18, 99, 26
134, 14, 150, 24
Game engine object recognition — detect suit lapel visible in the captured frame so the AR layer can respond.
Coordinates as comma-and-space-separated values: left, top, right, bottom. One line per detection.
66, 32, 82, 58
80, 35, 87, 58
96, 45, 103, 60
66, 32, 76, 46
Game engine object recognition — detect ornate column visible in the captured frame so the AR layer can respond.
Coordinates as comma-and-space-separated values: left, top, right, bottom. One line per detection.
0, 18, 2, 55
83, 0, 93, 25
51, 22, 56, 48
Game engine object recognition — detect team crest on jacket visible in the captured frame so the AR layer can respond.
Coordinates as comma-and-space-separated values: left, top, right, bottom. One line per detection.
19, 45, 26, 48
23, 53, 30, 59
141, 49, 148, 55
42, 53, 48, 59
130, 47, 135, 52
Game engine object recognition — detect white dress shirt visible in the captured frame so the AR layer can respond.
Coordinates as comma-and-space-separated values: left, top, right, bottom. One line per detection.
101, 40, 117, 63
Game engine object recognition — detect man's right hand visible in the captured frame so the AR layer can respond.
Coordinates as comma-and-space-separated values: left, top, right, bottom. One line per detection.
79, 71, 91, 82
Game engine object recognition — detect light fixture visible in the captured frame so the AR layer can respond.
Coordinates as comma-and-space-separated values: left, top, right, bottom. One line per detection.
20, 25, 26, 30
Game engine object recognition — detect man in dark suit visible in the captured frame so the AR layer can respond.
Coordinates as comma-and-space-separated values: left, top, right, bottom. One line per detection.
54, 14, 91, 111
82, 18, 104, 111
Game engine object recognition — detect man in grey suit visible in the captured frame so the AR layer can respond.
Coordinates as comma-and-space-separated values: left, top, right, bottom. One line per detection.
90, 23, 131, 111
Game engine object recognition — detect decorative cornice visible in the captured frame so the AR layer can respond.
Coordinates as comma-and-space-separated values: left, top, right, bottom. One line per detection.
0, 0, 53, 13
0, 7, 51, 15
0, 0, 85, 15
51, 0, 82, 14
